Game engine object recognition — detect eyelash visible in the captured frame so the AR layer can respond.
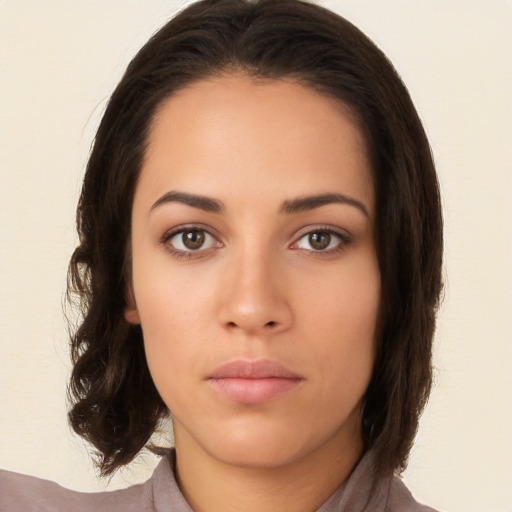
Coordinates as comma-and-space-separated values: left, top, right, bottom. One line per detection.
290, 226, 351, 256
160, 224, 221, 260
159, 225, 351, 259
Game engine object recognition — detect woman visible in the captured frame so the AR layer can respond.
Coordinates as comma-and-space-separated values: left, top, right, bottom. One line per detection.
0, 0, 442, 510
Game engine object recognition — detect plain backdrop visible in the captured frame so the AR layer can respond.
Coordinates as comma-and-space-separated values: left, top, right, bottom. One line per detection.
1, 1, 511, 511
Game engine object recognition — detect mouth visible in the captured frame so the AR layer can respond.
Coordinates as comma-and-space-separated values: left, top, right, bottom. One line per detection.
206, 359, 304, 404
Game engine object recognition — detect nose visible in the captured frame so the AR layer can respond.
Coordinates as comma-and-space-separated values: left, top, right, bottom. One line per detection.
217, 247, 293, 335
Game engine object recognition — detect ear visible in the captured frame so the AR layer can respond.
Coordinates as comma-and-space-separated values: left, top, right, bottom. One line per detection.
124, 307, 141, 324
123, 270, 140, 324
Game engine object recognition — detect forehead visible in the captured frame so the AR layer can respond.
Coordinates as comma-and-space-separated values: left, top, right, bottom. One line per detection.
139, 73, 374, 215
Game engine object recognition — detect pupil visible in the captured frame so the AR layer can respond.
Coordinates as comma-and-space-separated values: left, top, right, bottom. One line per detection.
309, 232, 330, 250
183, 230, 205, 250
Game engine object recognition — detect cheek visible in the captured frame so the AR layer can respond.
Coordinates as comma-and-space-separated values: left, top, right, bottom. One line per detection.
131, 256, 228, 414
136, 279, 209, 362
137, 289, 206, 415
300, 253, 380, 341
298, 256, 380, 391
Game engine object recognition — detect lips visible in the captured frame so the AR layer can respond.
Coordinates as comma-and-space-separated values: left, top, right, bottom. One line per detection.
207, 359, 304, 404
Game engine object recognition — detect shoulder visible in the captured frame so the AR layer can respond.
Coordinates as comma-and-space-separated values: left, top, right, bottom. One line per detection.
317, 449, 442, 512
387, 474, 441, 512
0, 468, 146, 512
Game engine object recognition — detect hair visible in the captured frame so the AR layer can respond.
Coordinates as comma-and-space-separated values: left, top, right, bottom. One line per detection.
67, 0, 443, 478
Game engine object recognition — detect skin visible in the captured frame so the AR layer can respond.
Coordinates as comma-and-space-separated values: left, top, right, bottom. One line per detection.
125, 74, 381, 512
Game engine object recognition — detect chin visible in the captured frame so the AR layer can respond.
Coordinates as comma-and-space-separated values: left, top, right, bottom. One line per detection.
175, 413, 311, 469
207, 436, 311, 469
197, 418, 359, 471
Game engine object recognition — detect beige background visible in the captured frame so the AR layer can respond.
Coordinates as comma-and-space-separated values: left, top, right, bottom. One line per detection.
1, 1, 511, 511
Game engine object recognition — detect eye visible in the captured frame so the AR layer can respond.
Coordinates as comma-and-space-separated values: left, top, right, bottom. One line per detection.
293, 229, 348, 253
163, 228, 219, 254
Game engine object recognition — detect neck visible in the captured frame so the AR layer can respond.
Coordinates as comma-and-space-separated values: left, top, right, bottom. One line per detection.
172, 419, 364, 512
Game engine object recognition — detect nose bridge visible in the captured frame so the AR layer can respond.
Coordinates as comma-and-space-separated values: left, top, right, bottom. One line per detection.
219, 240, 292, 334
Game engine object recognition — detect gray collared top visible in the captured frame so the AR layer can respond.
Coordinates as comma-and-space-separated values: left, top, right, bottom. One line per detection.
0, 450, 440, 511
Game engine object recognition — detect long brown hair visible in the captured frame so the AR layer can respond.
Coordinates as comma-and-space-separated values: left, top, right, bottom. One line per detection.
68, 0, 443, 477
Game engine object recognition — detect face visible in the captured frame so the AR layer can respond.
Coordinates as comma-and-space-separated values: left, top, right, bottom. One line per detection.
126, 74, 380, 469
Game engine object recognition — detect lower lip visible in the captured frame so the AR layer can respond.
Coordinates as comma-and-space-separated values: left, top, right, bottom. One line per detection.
207, 377, 302, 404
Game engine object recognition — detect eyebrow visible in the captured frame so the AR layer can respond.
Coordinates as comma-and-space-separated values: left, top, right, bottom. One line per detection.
280, 193, 369, 218
151, 191, 225, 214
150, 190, 369, 218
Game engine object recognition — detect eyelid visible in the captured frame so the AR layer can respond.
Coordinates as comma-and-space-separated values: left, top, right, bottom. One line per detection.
161, 222, 213, 240
289, 225, 351, 253
160, 224, 222, 257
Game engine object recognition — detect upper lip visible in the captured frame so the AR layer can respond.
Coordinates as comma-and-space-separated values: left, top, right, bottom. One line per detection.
208, 359, 302, 380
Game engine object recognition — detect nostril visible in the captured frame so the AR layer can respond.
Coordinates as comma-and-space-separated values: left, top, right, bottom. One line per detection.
266, 321, 276, 327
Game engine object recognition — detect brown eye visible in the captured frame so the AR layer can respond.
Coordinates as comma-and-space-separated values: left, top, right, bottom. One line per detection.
165, 228, 218, 253
308, 232, 330, 250
294, 229, 346, 252
182, 230, 205, 250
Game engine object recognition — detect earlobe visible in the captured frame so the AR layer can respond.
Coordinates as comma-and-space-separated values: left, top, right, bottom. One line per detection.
124, 307, 141, 324
124, 274, 140, 324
